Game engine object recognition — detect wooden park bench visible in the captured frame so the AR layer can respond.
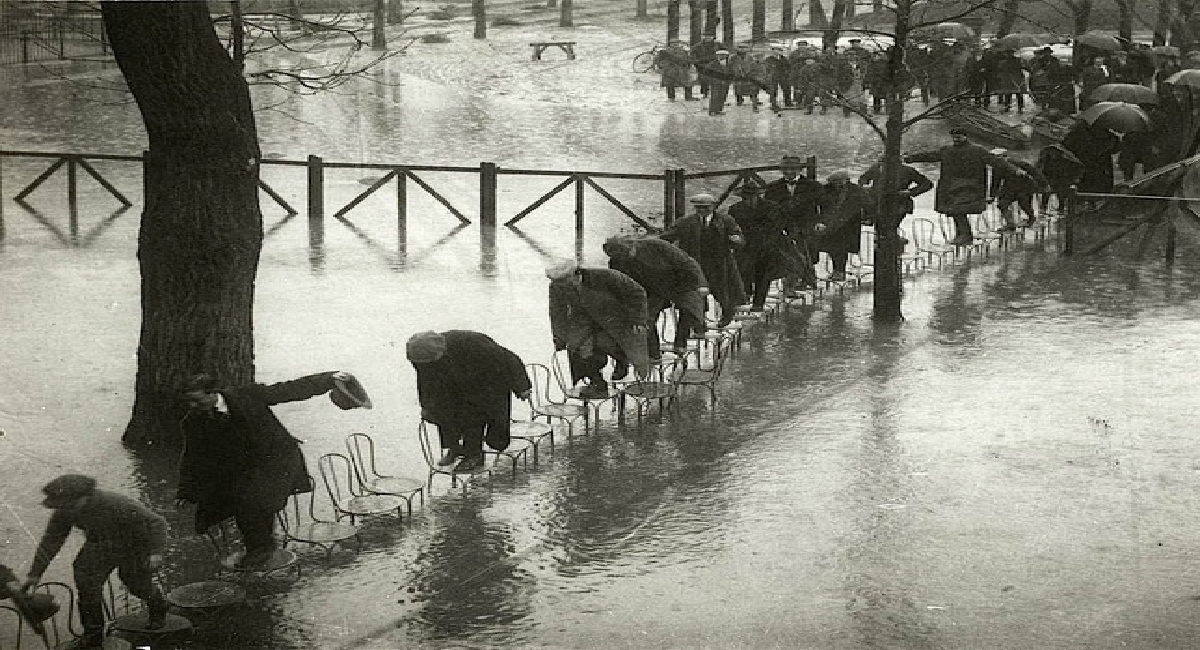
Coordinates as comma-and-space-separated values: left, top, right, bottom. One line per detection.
529, 41, 577, 61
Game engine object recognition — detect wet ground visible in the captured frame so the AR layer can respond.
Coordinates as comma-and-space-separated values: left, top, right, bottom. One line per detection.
4, 29, 1200, 650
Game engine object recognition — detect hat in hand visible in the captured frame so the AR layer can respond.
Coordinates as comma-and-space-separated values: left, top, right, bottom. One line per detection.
330, 373, 373, 410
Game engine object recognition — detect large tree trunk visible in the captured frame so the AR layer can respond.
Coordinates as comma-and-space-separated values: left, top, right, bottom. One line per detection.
1114, 0, 1132, 43
752, 0, 766, 42
994, 0, 1020, 38
873, 0, 911, 323
1154, 0, 1172, 46
373, 0, 387, 49
721, 0, 734, 45
668, 0, 681, 41
102, 1, 262, 445
230, 0, 245, 71
824, 0, 847, 49
810, 0, 828, 28
781, 0, 794, 31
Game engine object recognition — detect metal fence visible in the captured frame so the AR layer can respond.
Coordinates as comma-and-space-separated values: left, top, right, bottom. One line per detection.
0, 2, 109, 65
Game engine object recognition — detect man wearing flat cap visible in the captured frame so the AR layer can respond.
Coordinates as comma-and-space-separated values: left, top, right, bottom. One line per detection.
660, 192, 746, 327
24, 475, 171, 648
905, 129, 1021, 245
547, 259, 650, 398
177, 370, 366, 568
408, 331, 532, 473
604, 235, 710, 357
817, 170, 874, 281
729, 184, 804, 310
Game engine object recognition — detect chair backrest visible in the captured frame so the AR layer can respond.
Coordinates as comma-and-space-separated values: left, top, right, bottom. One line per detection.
911, 217, 940, 247
524, 363, 559, 408
318, 453, 362, 505
279, 476, 323, 534
0, 604, 24, 649
32, 582, 77, 646
416, 421, 441, 470
102, 574, 136, 622
549, 349, 576, 394
858, 229, 877, 266
345, 432, 382, 485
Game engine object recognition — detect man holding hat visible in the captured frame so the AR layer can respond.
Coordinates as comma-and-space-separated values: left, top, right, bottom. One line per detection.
24, 474, 171, 648
661, 192, 746, 327
604, 235, 709, 357
546, 259, 650, 398
177, 370, 366, 568
905, 129, 1021, 245
408, 331, 532, 473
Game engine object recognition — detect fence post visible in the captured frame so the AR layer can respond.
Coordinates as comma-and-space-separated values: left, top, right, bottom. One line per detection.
806, 155, 817, 180
575, 174, 585, 256
1061, 193, 1075, 256
480, 162, 497, 228
67, 156, 79, 242
1166, 219, 1177, 267
662, 168, 674, 228
673, 168, 687, 225
396, 169, 408, 264
307, 155, 325, 269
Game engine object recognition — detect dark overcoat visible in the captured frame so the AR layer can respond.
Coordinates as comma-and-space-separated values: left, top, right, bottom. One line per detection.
657, 45, 693, 88
178, 372, 338, 533
991, 158, 1048, 201
1061, 122, 1119, 193
607, 237, 709, 326
660, 212, 748, 310
414, 330, 531, 453
906, 143, 1014, 215
857, 162, 934, 217
550, 268, 650, 380
816, 183, 873, 255
763, 177, 825, 260
729, 197, 807, 282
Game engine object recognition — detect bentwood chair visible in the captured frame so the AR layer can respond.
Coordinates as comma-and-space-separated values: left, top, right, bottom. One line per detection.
896, 226, 926, 275
526, 363, 589, 437
28, 582, 77, 648
911, 218, 956, 268
550, 349, 620, 426
677, 332, 734, 404
0, 604, 25, 650
277, 476, 362, 562
202, 518, 301, 583
103, 576, 194, 646
317, 453, 405, 525
417, 420, 492, 492
345, 432, 425, 516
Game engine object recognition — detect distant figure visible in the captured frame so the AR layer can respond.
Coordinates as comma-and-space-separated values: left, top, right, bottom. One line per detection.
1061, 121, 1120, 195
690, 34, 723, 97
178, 370, 366, 568
546, 259, 650, 398
731, 46, 764, 111
656, 40, 695, 102
24, 475, 171, 648
604, 235, 710, 357
707, 49, 734, 115
817, 170, 873, 280
1035, 144, 1084, 214
660, 192, 746, 326
1079, 57, 1112, 109
408, 331, 531, 474
905, 127, 1021, 245
989, 149, 1049, 230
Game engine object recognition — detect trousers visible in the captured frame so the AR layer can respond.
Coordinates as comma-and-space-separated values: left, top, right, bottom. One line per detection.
73, 544, 167, 635
437, 421, 486, 459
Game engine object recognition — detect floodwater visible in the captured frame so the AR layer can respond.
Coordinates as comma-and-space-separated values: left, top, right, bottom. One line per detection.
4, 53, 1200, 650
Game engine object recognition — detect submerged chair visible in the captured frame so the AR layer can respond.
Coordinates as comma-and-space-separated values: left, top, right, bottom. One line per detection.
896, 225, 926, 275
677, 332, 733, 404
417, 420, 492, 492
104, 576, 193, 646
29, 581, 78, 648
910, 217, 956, 268
550, 349, 620, 425
318, 453, 406, 525
277, 476, 361, 562
616, 356, 683, 424
203, 518, 300, 582
526, 363, 589, 437
345, 432, 425, 516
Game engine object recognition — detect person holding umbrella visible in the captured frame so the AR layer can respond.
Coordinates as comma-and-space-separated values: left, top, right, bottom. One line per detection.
1080, 57, 1113, 109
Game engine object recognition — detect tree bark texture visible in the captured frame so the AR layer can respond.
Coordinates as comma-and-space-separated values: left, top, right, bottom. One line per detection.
102, 1, 263, 445
704, 0, 719, 37
721, 0, 734, 45
824, 0, 847, 49
994, 0, 1019, 38
231, 0, 245, 71
810, 0, 828, 28
373, 0, 388, 49
1114, 0, 1132, 43
668, 0, 681, 41
560, 0, 573, 27
752, 0, 766, 42
474, 0, 487, 38
782, 0, 794, 31
690, 0, 703, 45
873, 0, 912, 323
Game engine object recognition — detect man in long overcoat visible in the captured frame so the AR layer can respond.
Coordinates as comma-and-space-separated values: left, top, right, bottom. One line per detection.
857, 158, 934, 221
656, 40, 695, 101
547, 259, 650, 398
408, 331, 532, 473
604, 235, 709, 357
178, 370, 362, 567
763, 155, 825, 287
989, 149, 1049, 229
1061, 120, 1120, 195
817, 170, 873, 280
905, 128, 1021, 244
660, 192, 746, 326
731, 46, 764, 111
729, 184, 805, 310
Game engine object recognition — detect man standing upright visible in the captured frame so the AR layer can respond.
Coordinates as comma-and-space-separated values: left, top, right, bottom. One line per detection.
660, 192, 746, 327
905, 128, 1021, 245
178, 370, 367, 568
24, 475, 171, 649
408, 331, 531, 474
763, 155, 825, 287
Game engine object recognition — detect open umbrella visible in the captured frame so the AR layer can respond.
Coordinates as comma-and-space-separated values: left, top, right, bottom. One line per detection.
913, 22, 975, 41
1152, 45, 1181, 57
1089, 83, 1160, 104
992, 33, 1048, 50
1075, 31, 1123, 51
1078, 101, 1151, 133
1166, 69, 1200, 89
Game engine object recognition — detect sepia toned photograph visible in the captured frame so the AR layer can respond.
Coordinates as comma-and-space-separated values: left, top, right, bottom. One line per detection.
2, 0, 1200, 648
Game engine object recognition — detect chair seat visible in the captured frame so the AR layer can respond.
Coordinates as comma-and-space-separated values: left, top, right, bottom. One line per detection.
534, 403, 587, 418
564, 386, 617, 401
112, 612, 194, 635
487, 438, 532, 457
166, 581, 247, 609
342, 494, 406, 515
289, 521, 359, 544
510, 420, 553, 438
365, 476, 424, 495
221, 548, 298, 573
622, 381, 676, 399
679, 369, 717, 383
